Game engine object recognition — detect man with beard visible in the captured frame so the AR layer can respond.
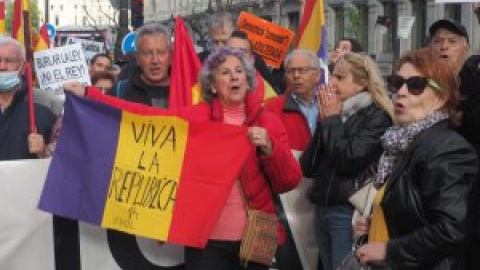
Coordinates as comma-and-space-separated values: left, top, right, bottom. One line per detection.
112, 23, 171, 108
429, 19, 480, 270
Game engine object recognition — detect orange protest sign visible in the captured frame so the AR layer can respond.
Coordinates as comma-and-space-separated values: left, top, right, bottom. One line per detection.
237, 12, 294, 68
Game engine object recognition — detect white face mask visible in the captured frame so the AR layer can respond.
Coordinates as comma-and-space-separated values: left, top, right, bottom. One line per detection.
0, 71, 22, 93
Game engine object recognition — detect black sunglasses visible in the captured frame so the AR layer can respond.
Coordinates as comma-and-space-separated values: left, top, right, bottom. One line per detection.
386, 75, 442, 95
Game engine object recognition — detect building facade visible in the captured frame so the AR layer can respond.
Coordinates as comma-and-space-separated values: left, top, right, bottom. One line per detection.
146, 0, 480, 73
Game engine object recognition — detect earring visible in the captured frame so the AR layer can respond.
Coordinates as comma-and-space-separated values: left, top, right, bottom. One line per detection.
212, 88, 217, 94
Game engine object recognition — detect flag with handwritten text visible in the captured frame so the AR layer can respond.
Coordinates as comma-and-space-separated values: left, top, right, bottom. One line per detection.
38, 94, 251, 248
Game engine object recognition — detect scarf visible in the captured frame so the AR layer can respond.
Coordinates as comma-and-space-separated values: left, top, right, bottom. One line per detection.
341, 92, 373, 122
374, 110, 449, 185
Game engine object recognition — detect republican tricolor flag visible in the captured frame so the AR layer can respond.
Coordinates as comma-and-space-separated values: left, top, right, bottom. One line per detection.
296, 0, 327, 60
38, 94, 251, 247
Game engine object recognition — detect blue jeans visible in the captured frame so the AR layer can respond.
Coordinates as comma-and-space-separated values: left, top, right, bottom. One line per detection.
185, 240, 269, 270
315, 205, 354, 270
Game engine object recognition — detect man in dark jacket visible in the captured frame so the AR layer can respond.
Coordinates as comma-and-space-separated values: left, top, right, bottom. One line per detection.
112, 23, 171, 108
0, 36, 56, 160
428, 19, 480, 270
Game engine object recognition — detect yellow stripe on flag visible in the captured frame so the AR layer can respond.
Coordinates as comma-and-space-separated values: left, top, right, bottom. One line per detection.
297, 0, 325, 52
263, 80, 277, 102
102, 112, 189, 240
192, 83, 203, 104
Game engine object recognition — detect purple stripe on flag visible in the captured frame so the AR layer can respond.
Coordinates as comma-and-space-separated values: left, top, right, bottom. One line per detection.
38, 94, 121, 225
317, 27, 328, 60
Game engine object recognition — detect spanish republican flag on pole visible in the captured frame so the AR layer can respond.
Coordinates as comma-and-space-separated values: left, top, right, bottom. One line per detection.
0, 0, 6, 34
38, 94, 251, 247
169, 16, 202, 109
296, 0, 327, 60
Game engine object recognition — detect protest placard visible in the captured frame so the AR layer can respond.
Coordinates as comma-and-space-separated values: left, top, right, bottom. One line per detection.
237, 12, 294, 68
66, 37, 107, 64
33, 43, 91, 98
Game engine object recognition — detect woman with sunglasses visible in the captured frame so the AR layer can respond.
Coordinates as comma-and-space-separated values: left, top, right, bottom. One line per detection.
300, 52, 393, 270
354, 48, 478, 269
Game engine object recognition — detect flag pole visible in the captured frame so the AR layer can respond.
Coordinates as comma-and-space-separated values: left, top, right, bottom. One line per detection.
26, 62, 36, 133
21, 0, 35, 132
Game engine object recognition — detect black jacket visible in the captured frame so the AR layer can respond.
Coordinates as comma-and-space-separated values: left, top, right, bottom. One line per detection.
0, 89, 57, 160
113, 68, 170, 108
458, 55, 480, 153
300, 103, 392, 206
383, 121, 478, 270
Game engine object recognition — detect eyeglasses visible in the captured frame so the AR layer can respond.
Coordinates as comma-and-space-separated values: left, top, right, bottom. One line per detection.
285, 67, 318, 75
386, 75, 443, 95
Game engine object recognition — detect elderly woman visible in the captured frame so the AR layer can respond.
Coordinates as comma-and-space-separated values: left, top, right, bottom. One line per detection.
300, 52, 393, 270
354, 48, 478, 269
66, 47, 301, 270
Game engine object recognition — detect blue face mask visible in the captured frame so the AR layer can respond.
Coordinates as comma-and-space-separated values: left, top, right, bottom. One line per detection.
0, 71, 22, 93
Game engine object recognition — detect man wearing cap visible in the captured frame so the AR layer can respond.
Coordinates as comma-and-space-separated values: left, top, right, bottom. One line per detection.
429, 19, 469, 74
429, 18, 480, 270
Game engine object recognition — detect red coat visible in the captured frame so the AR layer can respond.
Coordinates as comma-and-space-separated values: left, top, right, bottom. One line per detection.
86, 87, 302, 243
265, 94, 312, 151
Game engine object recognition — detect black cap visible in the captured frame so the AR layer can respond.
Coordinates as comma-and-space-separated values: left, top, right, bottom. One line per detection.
429, 19, 469, 44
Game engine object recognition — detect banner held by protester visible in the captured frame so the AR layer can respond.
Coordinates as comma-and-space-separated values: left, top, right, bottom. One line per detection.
237, 12, 294, 68
38, 94, 251, 248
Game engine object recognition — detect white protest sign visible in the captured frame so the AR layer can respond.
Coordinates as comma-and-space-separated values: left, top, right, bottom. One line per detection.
397, 16, 416, 39
66, 37, 106, 64
34, 43, 91, 98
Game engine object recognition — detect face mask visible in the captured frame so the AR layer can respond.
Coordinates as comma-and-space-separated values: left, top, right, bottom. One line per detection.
0, 71, 22, 93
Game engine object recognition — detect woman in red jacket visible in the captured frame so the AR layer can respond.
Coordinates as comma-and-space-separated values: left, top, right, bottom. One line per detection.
66, 46, 301, 270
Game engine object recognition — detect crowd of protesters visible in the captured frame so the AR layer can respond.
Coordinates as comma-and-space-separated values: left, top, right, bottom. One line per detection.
1, 8, 480, 270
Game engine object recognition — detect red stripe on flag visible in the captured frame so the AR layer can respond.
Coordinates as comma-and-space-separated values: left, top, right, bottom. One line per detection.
167, 122, 251, 247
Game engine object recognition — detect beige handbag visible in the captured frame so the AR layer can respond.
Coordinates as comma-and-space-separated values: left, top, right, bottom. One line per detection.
348, 180, 377, 216
239, 209, 278, 267
238, 182, 278, 267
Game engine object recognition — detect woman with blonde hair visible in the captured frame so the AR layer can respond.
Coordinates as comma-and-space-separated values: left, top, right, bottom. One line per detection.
301, 52, 393, 270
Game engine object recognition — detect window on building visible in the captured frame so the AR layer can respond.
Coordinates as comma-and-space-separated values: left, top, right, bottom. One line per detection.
381, 1, 395, 53
444, 4, 462, 21
60, 5, 63, 11
83, 16, 88, 26
287, 12, 300, 32
356, 3, 369, 51
55, 15, 59, 26
334, 6, 345, 43
411, 0, 427, 48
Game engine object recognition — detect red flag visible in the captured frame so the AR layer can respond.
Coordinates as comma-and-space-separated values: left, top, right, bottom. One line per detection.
169, 16, 202, 109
